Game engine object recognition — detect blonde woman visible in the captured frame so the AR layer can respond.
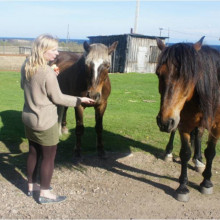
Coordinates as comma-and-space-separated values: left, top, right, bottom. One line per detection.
21, 34, 94, 204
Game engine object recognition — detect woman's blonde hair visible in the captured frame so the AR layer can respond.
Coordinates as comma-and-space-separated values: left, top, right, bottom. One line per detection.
24, 34, 58, 80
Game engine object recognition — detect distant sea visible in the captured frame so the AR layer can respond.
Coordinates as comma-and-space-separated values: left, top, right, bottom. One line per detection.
1, 37, 220, 51
0, 37, 88, 44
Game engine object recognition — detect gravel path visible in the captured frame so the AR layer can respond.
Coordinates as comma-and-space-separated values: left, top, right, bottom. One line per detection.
0, 152, 220, 219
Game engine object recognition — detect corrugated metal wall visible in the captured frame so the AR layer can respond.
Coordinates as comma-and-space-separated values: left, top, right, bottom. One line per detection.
89, 34, 165, 73
89, 35, 127, 73
124, 36, 159, 73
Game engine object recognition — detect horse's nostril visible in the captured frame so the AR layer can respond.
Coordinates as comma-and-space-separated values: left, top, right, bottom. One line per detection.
170, 118, 175, 127
87, 91, 91, 98
88, 92, 101, 102
96, 93, 101, 101
156, 116, 175, 132
167, 118, 175, 132
156, 115, 161, 126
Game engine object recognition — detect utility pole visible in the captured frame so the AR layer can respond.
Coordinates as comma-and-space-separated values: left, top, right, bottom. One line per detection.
167, 27, 170, 43
134, 0, 140, 33
66, 24, 70, 43
159, 28, 163, 37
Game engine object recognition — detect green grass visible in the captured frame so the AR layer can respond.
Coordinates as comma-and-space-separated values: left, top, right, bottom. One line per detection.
0, 71, 219, 168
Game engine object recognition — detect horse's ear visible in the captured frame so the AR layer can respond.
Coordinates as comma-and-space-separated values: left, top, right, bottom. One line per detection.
193, 36, 205, 51
108, 41, 118, 55
83, 41, 90, 52
156, 38, 166, 51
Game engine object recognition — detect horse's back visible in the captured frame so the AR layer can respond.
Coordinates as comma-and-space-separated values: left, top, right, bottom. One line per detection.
53, 51, 81, 72
55, 51, 82, 95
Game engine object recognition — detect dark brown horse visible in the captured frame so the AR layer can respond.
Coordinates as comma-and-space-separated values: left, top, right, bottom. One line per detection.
52, 41, 118, 158
165, 127, 205, 173
156, 37, 220, 202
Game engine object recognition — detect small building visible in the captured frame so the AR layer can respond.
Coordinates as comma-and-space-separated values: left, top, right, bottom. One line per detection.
88, 34, 167, 73
19, 46, 31, 55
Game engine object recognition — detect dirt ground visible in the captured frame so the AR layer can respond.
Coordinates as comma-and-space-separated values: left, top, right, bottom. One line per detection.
0, 151, 220, 219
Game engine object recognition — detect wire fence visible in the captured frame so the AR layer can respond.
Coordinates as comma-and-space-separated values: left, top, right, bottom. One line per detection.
0, 46, 84, 55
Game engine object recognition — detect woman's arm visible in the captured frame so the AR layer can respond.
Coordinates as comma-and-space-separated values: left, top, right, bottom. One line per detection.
45, 68, 94, 107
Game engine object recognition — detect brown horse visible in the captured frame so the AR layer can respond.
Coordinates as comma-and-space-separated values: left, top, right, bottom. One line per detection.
52, 41, 118, 158
156, 37, 220, 202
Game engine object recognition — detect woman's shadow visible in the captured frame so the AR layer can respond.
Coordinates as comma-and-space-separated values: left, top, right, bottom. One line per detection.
0, 111, 197, 199
0, 110, 27, 194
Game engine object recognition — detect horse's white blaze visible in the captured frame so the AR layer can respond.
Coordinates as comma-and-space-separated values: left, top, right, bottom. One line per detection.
93, 58, 103, 81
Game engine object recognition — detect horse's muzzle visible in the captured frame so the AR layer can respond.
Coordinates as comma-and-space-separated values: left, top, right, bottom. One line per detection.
87, 91, 101, 103
156, 115, 175, 133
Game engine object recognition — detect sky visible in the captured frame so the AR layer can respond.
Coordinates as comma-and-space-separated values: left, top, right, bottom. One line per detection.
1, 0, 220, 45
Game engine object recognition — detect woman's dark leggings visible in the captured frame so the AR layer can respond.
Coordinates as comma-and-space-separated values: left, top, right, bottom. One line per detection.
27, 140, 57, 189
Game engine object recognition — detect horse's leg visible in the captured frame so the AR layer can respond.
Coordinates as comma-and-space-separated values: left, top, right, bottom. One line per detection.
57, 105, 64, 136
200, 131, 218, 194
191, 127, 205, 173
74, 105, 84, 157
164, 130, 176, 162
61, 107, 69, 134
95, 102, 107, 159
175, 131, 191, 202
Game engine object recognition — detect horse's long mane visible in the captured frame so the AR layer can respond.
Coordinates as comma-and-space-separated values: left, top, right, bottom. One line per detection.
157, 43, 200, 85
158, 43, 220, 129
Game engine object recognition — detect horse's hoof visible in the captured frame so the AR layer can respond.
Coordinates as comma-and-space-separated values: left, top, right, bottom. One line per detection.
74, 149, 81, 158
62, 126, 69, 134
164, 153, 173, 162
193, 159, 205, 174
175, 185, 189, 202
98, 151, 108, 159
195, 166, 205, 174
98, 154, 108, 160
200, 186, 213, 195
72, 156, 83, 164
175, 192, 189, 202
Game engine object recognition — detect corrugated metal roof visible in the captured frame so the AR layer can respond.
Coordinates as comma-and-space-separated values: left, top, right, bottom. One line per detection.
88, 33, 168, 40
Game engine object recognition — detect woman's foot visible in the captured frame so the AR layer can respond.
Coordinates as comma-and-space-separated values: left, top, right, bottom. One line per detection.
39, 189, 66, 204
27, 183, 40, 196
30, 183, 40, 191
27, 183, 52, 197
40, 189, 56, 199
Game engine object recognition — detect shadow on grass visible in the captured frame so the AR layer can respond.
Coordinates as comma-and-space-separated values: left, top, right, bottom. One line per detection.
0, 110, 198, 199
0, 110, 27, 194
57, 126, 165, 162
0, 110, 25, 153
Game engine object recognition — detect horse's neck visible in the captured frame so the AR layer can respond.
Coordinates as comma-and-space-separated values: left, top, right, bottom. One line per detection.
76, 57, 92, 89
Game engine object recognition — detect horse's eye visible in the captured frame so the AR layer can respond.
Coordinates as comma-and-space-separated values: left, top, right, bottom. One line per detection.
103, 62, 110, 69
155, 66, 161, 76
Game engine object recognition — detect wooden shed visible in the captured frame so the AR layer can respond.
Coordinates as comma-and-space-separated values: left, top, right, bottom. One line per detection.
88, 34, 167, 73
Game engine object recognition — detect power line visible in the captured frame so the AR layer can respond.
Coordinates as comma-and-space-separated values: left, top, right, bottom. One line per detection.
162, 28, 220, 40
66, 24, 70, 43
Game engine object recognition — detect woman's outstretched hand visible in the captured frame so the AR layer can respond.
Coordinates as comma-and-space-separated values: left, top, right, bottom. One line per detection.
80, 97, 95, 105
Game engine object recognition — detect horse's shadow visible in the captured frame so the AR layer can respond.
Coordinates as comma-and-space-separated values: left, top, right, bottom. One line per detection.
0, 110, 198, 199
0, 110, 27, 194
56, 127, 180, 198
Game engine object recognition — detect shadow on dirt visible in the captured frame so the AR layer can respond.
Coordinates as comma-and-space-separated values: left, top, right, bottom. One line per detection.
0, 110, 199, 199
56, 127, 181, 199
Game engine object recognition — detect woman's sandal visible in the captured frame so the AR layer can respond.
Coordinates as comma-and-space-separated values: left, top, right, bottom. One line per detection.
38, 195, 66, 204
27, 186, 53, 197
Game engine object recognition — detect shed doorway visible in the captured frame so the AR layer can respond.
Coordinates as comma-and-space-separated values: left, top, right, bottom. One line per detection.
137, 46, 148, 73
